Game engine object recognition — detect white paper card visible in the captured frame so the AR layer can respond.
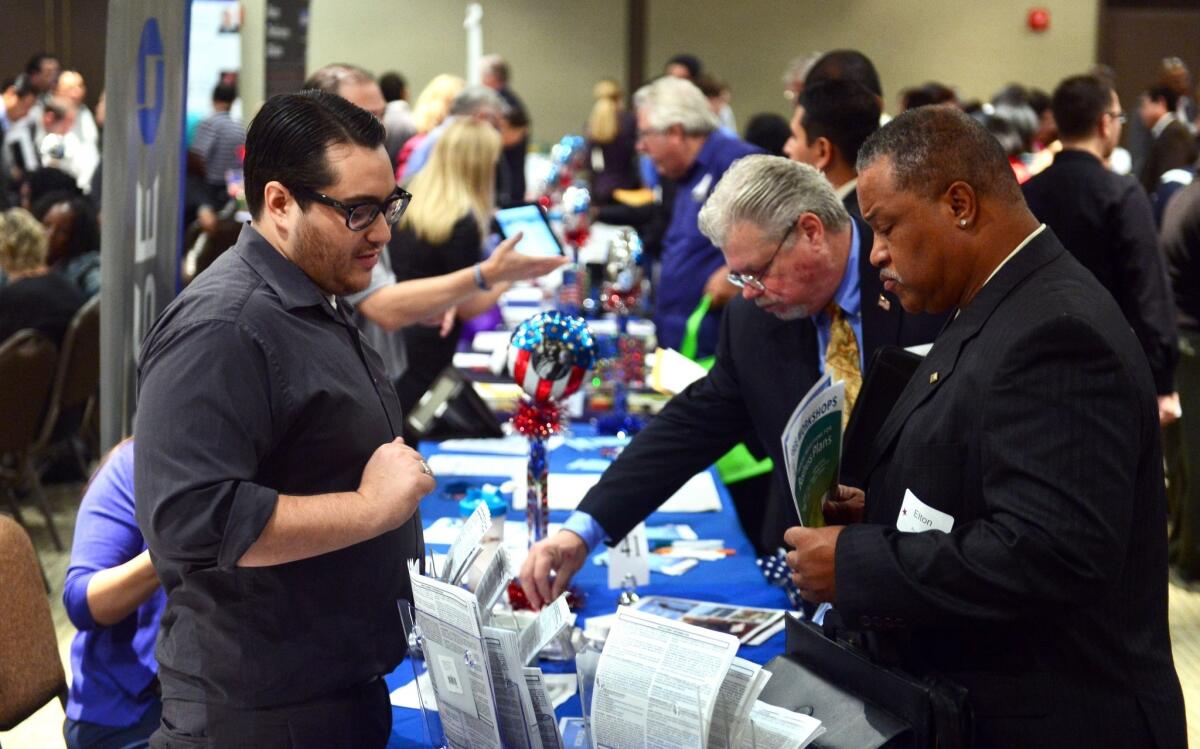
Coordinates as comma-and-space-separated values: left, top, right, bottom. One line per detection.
510, 471, 721, 513
389, 670, 435, 710
426, 454, 527, 480
650, 347, 710, 396
472, 330, 516, 353
608, 522, 650, 589
896, 488, 954, 533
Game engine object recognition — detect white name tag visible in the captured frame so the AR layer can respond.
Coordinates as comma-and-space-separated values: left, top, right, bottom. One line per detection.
896, 489, 954, 533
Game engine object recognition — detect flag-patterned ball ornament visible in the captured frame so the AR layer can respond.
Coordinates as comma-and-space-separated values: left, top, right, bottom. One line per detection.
507, 311, 597, 403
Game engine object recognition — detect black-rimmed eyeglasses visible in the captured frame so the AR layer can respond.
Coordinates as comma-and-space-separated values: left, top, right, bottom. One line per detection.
1105, 110, 1127, 125
291, 185, 412, 231
727, 223, 795, 292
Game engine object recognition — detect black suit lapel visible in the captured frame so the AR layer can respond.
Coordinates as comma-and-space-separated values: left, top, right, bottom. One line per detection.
854, 216, 903, 368
842, 188, 861, 220
862, 228, 1066, 478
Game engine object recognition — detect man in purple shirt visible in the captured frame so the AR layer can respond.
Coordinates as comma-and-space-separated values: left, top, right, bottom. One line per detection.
63, 440, 165, 749
633, 76, 761, 360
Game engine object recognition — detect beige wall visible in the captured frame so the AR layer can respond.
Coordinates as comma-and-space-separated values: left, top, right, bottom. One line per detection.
242, 0, 1099, 142
240, 0, 267, 120
647, 0, 1099, 125
301, 0, 628, 147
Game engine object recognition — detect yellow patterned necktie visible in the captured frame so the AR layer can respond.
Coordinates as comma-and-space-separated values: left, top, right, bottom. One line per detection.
825, 303, 862, 429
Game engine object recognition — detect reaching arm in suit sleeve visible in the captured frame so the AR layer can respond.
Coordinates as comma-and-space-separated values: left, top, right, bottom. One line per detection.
575, 309, 753, 544
835, 315, 1144, 628
1113, 182, 1179, 394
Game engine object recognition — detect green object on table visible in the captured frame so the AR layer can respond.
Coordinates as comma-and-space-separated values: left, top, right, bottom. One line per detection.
679, 295, 774, 485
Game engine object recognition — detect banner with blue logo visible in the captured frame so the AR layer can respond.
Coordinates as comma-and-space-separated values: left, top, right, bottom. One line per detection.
100, 1, 190, 449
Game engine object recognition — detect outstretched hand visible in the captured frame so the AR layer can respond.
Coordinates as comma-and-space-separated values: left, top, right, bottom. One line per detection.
482, 232, 569, 285
518, 530, 589, 610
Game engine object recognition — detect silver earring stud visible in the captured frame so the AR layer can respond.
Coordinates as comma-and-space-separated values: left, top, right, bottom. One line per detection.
958, 219, 967, 228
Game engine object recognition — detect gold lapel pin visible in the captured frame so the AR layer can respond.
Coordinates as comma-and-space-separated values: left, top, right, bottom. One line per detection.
929, 372, 939, 384
877, 294, 891, 311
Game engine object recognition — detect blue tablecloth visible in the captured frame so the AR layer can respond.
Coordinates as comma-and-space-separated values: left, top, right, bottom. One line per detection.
387, 428, 790, 747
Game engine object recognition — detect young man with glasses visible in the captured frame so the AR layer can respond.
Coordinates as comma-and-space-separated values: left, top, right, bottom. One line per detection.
136, 91, 436, 747
1023, 74, 1179, 427
519, 156, 945, 608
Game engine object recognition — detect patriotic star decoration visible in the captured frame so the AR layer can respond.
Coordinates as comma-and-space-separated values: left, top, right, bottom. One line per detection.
757, 549, 804, 610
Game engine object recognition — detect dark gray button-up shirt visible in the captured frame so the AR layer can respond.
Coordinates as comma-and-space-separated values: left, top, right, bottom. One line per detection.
135, 224, 422, 708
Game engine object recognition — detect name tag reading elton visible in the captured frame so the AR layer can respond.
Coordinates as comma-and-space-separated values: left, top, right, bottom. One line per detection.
608, 522, 650, 589
896, 489, 954, 534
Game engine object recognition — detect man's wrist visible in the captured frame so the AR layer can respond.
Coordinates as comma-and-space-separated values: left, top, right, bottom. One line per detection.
562, 511, 608, 552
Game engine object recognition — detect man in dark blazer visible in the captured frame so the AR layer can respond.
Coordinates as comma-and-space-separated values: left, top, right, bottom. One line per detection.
518, 156, 945, 609
1162, 180, 1200, 581
787, 107, 1185, 747
1024, 74, 1179, 423
1139, 83, 1198, 194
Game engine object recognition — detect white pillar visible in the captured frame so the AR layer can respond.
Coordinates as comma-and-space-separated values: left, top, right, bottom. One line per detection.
464, 3, 483, 85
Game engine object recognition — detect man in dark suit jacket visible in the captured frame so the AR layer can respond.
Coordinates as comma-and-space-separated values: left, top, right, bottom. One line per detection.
1139, 83, 1198, 194
788, 106, 1185, 747
518, 156, 945, 609
1024, 74, 1179, 421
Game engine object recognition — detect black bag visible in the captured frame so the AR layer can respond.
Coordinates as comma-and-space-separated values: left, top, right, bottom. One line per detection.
841, 346, 924, 488
758, 614, 972, 749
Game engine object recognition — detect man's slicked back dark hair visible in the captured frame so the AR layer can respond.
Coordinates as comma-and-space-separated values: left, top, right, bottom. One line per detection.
857, 106, 1023, 204
244, 90, 385, 219
1145, 83, 1180, 113
799, 79, 881, 166
804, 50, 882, 98
1051, 75, 1113, 140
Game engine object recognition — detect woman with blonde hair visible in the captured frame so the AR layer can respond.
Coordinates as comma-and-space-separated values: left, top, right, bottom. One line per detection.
389, 118, 505, 414
586, 78, 639, 204
395, 73, 465, 178
0, 207, 84, 345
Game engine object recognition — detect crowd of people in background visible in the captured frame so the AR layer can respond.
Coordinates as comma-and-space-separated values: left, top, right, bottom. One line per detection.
0, 54, 104, 362
6, 39, 1200, 748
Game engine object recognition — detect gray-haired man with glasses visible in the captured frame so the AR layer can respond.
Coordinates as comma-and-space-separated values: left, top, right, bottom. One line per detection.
519, 155, 946, 609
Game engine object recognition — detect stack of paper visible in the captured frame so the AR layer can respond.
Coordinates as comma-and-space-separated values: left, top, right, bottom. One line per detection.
588, 608, 824, 749
402, 509, 576, 749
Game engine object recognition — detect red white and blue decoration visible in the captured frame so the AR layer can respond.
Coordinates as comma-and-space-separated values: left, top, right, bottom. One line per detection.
595, 229, 647, 436
507, 311, 597, 546
507, 311, 597, 404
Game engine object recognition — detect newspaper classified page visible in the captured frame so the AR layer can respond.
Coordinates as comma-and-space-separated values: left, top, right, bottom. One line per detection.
410, 574, 504, 749
592, 608, 739, 749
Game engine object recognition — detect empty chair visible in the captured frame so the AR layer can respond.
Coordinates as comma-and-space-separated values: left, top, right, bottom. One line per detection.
0, 329, 63, 550
0, 514, 68, 733
32, 294, 100, 476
